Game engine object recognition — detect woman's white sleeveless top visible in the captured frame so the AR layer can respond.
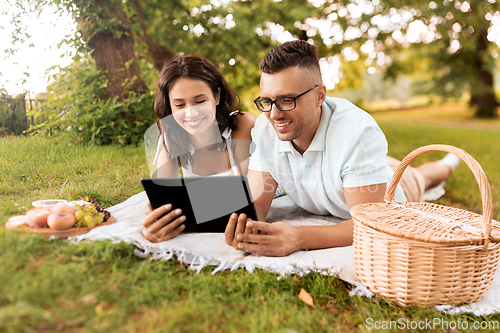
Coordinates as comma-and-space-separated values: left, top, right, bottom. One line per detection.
153, 122, 239, 177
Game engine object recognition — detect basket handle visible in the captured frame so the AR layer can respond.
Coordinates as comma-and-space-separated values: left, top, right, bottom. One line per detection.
385, 144, 493, 246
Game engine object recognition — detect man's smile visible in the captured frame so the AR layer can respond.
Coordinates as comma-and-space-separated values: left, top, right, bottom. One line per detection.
274, 121, 292, 130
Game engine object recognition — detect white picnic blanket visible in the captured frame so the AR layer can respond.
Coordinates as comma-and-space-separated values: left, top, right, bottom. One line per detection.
72, 190, 500, 316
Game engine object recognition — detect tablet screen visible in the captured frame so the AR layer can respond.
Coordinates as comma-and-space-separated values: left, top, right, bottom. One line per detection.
141, 176, 257, 232
183, 177, 250, 224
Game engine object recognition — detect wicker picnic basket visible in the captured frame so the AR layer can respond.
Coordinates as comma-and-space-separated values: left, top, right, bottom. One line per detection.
351, 144, 500, 307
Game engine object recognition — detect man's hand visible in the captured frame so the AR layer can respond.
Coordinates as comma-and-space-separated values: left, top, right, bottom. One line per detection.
225, 213, 299, 257
224, 213, 256, 249
225, 183, 386, 256
237, 221, 300, 257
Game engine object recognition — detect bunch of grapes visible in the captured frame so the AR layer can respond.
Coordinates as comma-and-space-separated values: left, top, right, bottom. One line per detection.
91, 200, 111, 222
74, 201, 110, 229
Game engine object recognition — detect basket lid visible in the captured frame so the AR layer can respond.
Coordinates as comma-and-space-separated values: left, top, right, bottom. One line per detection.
351, 201, 500, 245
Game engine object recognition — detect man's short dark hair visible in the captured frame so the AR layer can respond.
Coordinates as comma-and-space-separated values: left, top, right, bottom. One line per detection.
259, 40, 320, 74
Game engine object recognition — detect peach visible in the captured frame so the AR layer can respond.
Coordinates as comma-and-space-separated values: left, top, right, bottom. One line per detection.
5, 215, 27, 229
51, 202, 76, 215
26, 209, 51, 228
47, 213, 76, 230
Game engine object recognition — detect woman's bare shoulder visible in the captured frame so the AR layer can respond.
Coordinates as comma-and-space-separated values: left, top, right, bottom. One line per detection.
232, 112, 256, 139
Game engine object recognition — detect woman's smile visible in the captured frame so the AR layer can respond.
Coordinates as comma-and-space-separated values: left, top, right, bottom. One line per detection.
184, 117, 206, 128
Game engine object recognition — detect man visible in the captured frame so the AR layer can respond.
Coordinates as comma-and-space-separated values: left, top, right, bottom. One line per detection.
225, 40, 458, 256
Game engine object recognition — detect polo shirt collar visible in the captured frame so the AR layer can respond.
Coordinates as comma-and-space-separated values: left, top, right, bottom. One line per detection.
278, 100, 333, 154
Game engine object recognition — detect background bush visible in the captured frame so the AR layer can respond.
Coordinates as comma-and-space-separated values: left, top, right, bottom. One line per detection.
28, 57, 156, 146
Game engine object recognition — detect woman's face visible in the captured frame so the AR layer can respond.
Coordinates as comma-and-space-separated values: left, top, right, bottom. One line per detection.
169, 77, 219, 137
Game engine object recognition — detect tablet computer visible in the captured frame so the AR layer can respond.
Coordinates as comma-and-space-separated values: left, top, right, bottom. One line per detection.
141, 176, 258, 233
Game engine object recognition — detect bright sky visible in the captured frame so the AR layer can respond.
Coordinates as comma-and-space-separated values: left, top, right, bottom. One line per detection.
0, 3, 76, 96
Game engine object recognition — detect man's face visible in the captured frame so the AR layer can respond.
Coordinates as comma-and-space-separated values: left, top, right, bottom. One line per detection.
259, 66, 323, 149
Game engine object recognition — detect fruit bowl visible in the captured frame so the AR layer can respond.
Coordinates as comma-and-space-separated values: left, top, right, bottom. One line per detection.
6, 199, 114, 238
23, 215, 115, 238
5, 215, 115, 238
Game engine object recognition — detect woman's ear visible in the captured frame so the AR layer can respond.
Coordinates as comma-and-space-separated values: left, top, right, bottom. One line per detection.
215, 87, 221, 105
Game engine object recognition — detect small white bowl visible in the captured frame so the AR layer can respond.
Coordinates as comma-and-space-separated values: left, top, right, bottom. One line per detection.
68, 200, 92, 207
32, 199, 68, 209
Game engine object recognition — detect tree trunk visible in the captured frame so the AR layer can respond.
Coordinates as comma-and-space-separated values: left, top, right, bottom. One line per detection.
88, 31, 149, 99
76, 0, 148, 100
469, 14, 498, 118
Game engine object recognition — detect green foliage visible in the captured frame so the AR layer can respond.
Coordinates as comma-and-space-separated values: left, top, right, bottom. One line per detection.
139, 0, 319, 110
303, 1, 500, 117
47, 0, 318, 101
28, 57, 156, 145
14, 0, 321, 122
136, 57, 159, 93
379, 0, 499, 116
0, 96, 27, 136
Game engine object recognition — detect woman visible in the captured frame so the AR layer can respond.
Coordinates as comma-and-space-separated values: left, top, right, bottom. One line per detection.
142, 55, 255, 243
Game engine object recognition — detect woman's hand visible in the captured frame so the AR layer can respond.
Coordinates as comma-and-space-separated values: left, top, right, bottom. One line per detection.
142, 203, 186, 243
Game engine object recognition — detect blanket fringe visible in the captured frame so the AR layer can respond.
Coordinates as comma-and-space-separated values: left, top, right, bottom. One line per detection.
195, 256, 208, 273
347, 283, 374, 298
212, 258, 228, 275
189, 256, 209, 273
245, 262, 255, 275
435, 304, 496, 316
230, 262, 240, 271
134, 248, 150, 259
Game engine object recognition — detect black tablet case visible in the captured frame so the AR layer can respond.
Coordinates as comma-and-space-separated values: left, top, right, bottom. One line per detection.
141, 176, 258, 233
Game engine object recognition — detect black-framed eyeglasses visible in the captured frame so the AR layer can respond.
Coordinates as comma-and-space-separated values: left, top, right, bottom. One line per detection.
253, 85, 320, 112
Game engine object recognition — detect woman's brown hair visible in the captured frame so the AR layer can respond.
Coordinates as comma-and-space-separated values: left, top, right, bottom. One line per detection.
154, 55, 238, 167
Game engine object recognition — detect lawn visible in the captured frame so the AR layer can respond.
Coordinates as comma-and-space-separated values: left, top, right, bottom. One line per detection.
1, 105, 500, 332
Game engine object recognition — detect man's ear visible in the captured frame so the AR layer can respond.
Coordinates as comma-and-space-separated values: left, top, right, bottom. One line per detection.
317, 84, 327, 106
215, 87, 221, 105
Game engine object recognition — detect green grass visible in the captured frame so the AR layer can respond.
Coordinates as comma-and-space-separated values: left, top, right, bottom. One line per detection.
0, 136, 148, 210
371, 102, 500, 130
2, 108, 500, 332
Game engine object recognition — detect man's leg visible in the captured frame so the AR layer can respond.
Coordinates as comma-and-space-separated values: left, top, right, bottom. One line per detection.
416, 163, 453, 189
387, 153, 461, 202
416, 153, 461, 190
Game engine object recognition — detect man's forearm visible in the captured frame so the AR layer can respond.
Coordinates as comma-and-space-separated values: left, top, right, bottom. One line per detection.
296, 220, 353, 250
